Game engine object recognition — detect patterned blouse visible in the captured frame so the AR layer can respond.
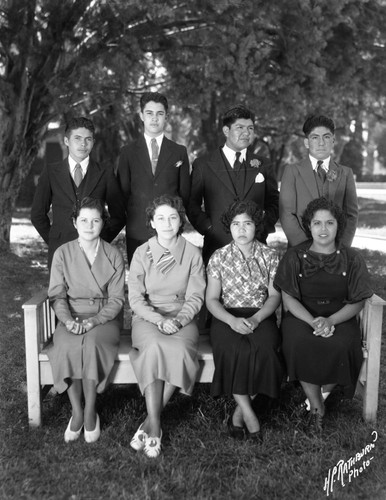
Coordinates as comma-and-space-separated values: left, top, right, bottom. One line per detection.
207, 240, 280, 308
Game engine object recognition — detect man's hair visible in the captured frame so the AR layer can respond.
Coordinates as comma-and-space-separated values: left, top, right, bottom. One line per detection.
301, 197, 346, 242
303, 115, 335, 137
140, 92, 168, 113
72, 197, 109, 223
145, 195, 186, 235
221, 200, 264, 241
64, 117, 95, 138
222, 105, 255, 128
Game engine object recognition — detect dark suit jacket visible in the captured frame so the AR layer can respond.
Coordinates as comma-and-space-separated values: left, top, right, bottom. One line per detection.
188, 148, 279, 261
279, 157, 358, 247
116, 135, 190, 241
31, 158, 126, 266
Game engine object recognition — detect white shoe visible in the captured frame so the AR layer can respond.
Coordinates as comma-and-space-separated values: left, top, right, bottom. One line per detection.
130, 423, 148, 451
84, 414, 100, 443
144, 430, 162, 458
64, 417, 83, 443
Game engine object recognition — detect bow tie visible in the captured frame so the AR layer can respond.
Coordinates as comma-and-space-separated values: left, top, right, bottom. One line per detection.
299, 248, 347, 278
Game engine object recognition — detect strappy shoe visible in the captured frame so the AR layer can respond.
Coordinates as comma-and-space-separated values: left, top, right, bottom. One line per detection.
130, 423, 148, 451
143, 431, 162, 458
64, 417, 83, 443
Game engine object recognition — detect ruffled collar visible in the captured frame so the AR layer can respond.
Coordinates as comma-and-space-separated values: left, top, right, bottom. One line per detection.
296, 242, 348, 278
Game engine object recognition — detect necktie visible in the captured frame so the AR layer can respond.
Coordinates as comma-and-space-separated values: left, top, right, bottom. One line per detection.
74, 163, 83, 187
146, 247, 176, 274
151, 138, 159, 175
233, 152, 242, 172
317, 160, 326, 182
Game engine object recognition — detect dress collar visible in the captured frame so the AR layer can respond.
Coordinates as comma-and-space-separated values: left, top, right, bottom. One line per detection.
148, 235, 186, 264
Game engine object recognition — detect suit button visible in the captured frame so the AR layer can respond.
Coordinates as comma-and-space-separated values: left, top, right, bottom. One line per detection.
89, 299, 95, 305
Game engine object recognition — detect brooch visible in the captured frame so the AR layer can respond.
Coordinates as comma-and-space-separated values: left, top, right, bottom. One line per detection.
175, 161, 183, 168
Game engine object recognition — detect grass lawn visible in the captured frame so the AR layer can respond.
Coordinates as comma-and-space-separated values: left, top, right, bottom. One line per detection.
1, 203, 385, 500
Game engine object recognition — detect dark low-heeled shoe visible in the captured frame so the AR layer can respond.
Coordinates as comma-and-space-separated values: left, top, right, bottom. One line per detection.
227, 418, 245, 440
307, 410, 323, 434
247, 430, 263, 444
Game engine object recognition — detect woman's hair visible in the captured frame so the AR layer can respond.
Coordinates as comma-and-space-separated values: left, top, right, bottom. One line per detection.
301, 197, 346, 241
72, 197, 109, 223
221, 200, 264, 239
145, 195, 186, 235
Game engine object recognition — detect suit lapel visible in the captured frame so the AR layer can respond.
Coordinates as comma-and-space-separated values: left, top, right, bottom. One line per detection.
83, 159, 103, 195
135, 136, 154, 180
55, 159, 76, 203
327, 160, 341, 199
243, 152, 264, 197
300, 158, 319, 198
154, 137, 173, 179
207, 149, 237, 195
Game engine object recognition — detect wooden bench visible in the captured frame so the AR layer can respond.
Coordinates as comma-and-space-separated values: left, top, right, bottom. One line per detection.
23, 291, 385, 427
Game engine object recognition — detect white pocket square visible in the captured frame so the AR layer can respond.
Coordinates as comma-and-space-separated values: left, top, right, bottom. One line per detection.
255, 173, 265, 183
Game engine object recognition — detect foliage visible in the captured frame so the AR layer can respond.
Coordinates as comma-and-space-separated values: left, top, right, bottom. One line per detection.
1, 0, 386, 250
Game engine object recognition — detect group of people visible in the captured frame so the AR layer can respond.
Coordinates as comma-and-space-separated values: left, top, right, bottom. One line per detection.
30, 92, 373, 457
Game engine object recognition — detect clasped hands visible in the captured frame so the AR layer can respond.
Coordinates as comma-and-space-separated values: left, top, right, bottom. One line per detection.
65, 317, 99, 335
312, 316, 335, 337
157, 318, 182, 335
229, 316, 259, 335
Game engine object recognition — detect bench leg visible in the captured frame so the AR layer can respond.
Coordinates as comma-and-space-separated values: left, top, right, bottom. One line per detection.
24, 308, 43, 427
362, 305, 383, 423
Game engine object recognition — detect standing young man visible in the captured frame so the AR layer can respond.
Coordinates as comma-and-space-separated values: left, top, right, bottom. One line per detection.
31, 117, 126, 267
279, 115, 358, 247
188, 105, 279, 263
116, 92, 190, 264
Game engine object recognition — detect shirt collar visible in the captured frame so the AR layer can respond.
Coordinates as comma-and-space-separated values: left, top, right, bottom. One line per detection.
68, 155, 89, 174
144, 133, 164, 149
309, 155, 330, 171
222, 144, 247, 167
148, 235, 186, 264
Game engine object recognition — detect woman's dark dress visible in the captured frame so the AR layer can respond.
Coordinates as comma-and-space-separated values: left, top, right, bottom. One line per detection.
207, 241, 284, 398
274, 242, 373, 397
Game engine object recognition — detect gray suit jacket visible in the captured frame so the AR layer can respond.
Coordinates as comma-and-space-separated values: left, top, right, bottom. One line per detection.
279, 157, 358, 247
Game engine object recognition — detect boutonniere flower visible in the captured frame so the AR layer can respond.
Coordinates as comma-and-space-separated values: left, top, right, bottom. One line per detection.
326, 169, 337, 182
175, 161, 183, 168
250, 159, 261, 169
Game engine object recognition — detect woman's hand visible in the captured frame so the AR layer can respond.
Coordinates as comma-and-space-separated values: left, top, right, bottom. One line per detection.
82, 317, 100, 332
312, 316, 335, 337
65, 318, 86, 335
229, 317, 254, 335
157, 319, 182, 335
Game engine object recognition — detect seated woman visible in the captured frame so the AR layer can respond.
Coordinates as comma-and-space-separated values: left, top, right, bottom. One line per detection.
206, 200, 284, 441
128, 195, 205, 458
274, 197, 373, 432
48, 197, 125, 443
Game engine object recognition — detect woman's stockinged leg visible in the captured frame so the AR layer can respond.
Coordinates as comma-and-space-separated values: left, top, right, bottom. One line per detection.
233, 394, 260, 434
300, 381, 325, 415
83, 378, 97, 431
67, 379, 83, 431
143, 379, 164, 438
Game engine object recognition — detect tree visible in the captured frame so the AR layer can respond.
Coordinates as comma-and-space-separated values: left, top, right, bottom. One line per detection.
1, 0, 386, 251
0, 0, 213, 250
